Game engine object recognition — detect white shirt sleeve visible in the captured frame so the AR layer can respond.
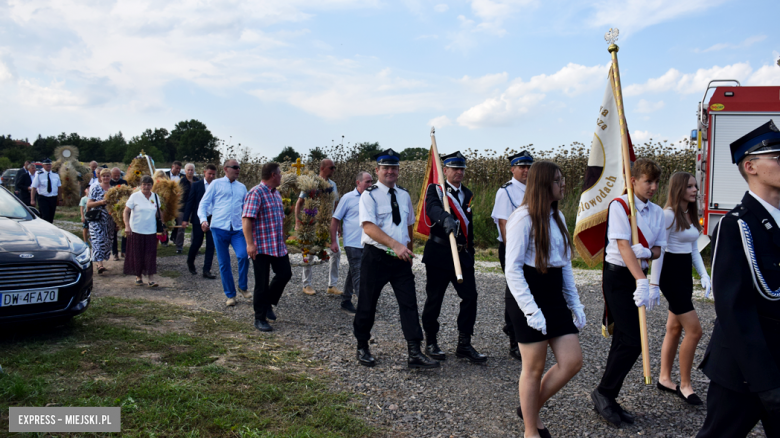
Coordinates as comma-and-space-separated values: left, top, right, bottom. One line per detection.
125, 192, 136, 210
691, 233, 709, 279
359, 191, 377, 225
653, 207, 668, 248
558, 210, 583, 310
491, 189, 510, 221
406, 195, 415, 225
650, 209, 675, 285
197, 181, 215, 224
607, 201, 632, 241
31, 173, 40, 190
504, 212, 541, 316
332, 196, 347, 221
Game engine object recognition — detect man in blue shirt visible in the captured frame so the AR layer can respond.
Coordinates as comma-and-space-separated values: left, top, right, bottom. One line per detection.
198, 159, 251, 307
330, 171, 373, 314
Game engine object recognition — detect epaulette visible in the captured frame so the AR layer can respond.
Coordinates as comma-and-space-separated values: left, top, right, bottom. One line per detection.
36, 170, 44, 174
396, 185, 408, 192
365, 185, 378, 192
500, 181, 512, 188
729, 204, 748, 218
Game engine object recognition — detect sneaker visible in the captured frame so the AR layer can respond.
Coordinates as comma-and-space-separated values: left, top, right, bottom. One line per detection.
327, 286, 343, 295
340, 301, 357, 313
225, 298, 236, 307
302, 286, 316, 295
238, 288, 253, 299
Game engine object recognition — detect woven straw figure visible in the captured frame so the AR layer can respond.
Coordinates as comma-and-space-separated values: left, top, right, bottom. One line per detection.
293, 171, 335, 263
104, 185, 135, 234
126, 157, 152, 187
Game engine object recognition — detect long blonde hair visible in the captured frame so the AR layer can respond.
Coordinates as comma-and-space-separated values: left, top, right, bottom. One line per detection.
664, 171, 702, 232
521, 161, 572, 273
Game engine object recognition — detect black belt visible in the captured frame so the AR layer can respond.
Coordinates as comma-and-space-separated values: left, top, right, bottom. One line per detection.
429, 234, 467, 253
604, 261, 648, 275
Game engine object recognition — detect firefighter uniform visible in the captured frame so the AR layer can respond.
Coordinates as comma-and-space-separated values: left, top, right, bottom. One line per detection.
491, 150, 533, 360
697, 121, 780, 438
421, 151, 486, 363
353, 149, 439, 370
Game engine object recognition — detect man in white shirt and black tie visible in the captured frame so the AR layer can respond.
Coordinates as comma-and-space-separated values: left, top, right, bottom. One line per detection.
30, 158, 62, 223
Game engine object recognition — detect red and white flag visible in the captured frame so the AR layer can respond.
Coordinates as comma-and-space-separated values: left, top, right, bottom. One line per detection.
414, 146, 469, 239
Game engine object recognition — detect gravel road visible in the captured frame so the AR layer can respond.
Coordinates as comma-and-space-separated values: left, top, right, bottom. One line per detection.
94, 249, 766, 438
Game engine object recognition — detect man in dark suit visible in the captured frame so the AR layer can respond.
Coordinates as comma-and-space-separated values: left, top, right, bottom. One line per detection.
174, 163, 198, 253
14, 163, 35, 206
421, 151, 487, 364
182, 164, 216, 278
697, 120, 780, 437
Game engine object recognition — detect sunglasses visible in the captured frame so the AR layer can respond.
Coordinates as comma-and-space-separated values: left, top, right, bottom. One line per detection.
329, 166, 336, 170
226, 165, 240, 170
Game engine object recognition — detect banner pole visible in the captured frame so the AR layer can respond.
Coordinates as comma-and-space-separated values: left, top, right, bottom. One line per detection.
608, 40, 652, 386
430, 127, 464, 283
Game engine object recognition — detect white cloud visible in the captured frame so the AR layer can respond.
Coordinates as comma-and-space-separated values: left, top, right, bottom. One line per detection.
748, 62, 780, 86
456, 63, 608, 129
428, 115, 453, 128
699, 35, 766, 53
445, 0, 537, 52
624, 69, 681, 96
588, 0, 727, 33
0, 61, 12, 82
636, 99, 665, 113
625, 63, 753, 96
457, 72, 508, 92
434, 3, 449, 12
17, 79, 88, 108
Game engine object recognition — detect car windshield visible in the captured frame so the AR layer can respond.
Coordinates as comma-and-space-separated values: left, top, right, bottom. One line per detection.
0, 188, 32, 219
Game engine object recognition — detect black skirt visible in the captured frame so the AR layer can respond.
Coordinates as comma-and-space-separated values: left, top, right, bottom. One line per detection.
506, 265, 578, 343
659, 252, 695, 315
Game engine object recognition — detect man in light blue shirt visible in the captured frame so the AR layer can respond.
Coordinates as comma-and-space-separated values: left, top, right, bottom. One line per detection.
330, 171, 373, 313
198, 159, 251, 307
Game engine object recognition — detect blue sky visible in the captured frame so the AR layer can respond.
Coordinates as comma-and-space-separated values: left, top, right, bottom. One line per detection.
1, 0, 778, 159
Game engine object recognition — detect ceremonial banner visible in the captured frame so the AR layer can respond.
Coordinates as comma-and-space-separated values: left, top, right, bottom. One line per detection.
414, 145, 440, 240
572, 65, 636, 267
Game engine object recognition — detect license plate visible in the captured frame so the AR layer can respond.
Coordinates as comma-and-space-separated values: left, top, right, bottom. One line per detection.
0, 289, 58, 307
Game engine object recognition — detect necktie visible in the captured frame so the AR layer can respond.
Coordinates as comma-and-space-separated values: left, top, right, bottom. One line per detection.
452, 189, 461, 206
47, 172, 52, 193
389, 188, 401, 226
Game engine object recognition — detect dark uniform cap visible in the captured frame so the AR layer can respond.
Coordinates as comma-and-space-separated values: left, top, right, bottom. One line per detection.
730, 120, 780, 164
41, 158, 52, 164
508, 150, 533, 166
441, 151, 466, 169
373, 148, 400, 166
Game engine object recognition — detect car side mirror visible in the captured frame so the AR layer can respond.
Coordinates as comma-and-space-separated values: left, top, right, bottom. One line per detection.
29, 207, 41, 217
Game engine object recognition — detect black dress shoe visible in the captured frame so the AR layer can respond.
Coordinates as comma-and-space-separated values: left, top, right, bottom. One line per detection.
187, 262, 197, 275
455, 333, 487, 363
340, 301, 356, 314
254, 319, 273, 332
613, 401, 635, 424
676, 386, 703, 406
591, 389, 621, 427
408, 341, 440, 369
509, 340, 522, 361
425, 341, 446, 361
266, 307, 277, 321
357, 347, 376, 367
537, 427, 552, 438
657, 382, 678, 394
203, 271, 216, 279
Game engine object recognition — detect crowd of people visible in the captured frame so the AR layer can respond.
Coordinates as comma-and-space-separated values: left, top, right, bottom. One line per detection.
14, 120, 780, 437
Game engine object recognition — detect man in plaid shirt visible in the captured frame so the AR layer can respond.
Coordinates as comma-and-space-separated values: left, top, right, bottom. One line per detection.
242, 162, 293, 332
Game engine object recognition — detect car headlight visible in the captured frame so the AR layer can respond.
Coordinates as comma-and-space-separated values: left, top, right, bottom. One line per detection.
75, 247, 91, 268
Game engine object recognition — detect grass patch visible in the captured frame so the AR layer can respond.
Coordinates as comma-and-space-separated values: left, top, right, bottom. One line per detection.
54, 205, 83, 223
0, 297, 374, 437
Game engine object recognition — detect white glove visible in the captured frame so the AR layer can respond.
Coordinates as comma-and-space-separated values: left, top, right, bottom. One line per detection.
647, 283, 661, 311
572, 306, 586, 330
525, 309, 547, 335
631, 244, 652, 260
633, 279, 650, 308
701, 276, 712, 298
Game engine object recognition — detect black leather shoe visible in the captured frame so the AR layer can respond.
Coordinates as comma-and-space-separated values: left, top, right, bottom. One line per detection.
266, 307, 277, 321
425, 337, 446, 361
176, 249, 182, 254
187, 262, 197, 275
203, 271, 216, 279
408, 341, 440, 369
537, 427, 551, 438
254, 319, 273, 332
341, 301, 357, 314
357, 347, 376, 367
455, 332, 487, 363
613, 401, 635, 424
508, 337, 522, 361
591, 389, 621, 427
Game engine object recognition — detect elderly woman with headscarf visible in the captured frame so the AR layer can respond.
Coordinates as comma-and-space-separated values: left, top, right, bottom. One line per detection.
123, 175, 160, 287
87, 168, 116, 274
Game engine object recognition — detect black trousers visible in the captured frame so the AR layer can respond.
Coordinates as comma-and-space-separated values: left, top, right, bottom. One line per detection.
696, 381, 780, 438
188, 224, 215, 273
112, 228, 126, 256
422, 263, 477, 337
251, 254, 292, 319
353, 245, 424, 342
498, 243, 515, 340
597, 266, 642, 400
37, 195, 57, 223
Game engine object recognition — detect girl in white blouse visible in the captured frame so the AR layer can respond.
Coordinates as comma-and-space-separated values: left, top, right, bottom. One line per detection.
505, 161, 585, 438
651, 172, 710, 405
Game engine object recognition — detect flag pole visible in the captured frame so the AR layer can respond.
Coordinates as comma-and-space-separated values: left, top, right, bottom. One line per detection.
607, 29, 652, 386
430, 127, 464, 283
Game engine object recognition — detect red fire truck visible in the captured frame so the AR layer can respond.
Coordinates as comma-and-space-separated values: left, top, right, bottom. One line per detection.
695, 80, 780, 237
